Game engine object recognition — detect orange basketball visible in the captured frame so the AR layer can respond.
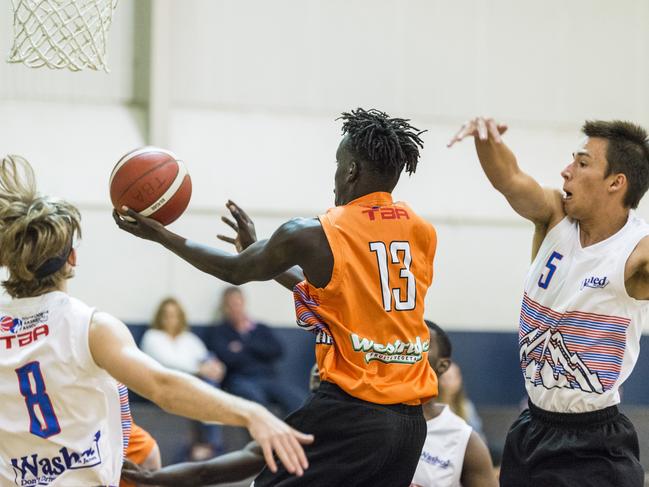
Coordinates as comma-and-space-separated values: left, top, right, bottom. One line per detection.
110, 147, 192, 226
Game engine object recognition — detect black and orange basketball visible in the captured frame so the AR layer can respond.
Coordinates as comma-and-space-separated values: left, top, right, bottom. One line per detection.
109, 147, 192, 226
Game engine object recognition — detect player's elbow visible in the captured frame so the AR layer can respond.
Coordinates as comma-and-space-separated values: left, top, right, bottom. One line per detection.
225, 270, 248, 286
205, 255, 249, 285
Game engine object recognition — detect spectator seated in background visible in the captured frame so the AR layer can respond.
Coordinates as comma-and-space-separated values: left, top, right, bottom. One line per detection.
141, 297, 226, 460
141, 297, 225, 381
436, 361, 487, 441
207, 287, 305, 416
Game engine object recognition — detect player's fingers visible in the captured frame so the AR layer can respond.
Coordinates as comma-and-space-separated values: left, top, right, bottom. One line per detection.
216, 233, 237, 245
260, 441, 278, 473
230, 200, 252, 223
120, 460, 140, 474
230, 208, 247, 227
447, 123, 468, 147
122, 471, 145, 482
291, 429, 314, 445
288, 431, 310, 469
447, 121, 476, 147
279, 435, 303, 476
221, 216, 238, 232
486, 118, 502, 143
284, 439, 305, 477
121, 206, 143, 222
112, 210, 133, 228
272, 437, 299, 475
476, 117, 488, 141
228, 202, 251, 227
216, 234, 236, 245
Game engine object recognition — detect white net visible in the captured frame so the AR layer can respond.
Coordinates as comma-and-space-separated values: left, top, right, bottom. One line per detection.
7, 0, 119, 72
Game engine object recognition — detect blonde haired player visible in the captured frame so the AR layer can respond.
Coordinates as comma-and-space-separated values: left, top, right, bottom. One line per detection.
0, 156, 312, 487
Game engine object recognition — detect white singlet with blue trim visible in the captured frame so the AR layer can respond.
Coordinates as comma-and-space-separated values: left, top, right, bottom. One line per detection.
0, 291, 123, 486
410, 405, 472, 487
520, 212, 649, 413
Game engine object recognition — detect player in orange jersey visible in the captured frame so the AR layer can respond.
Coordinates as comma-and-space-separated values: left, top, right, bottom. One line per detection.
120, 422, 161, 487
121, 322, 497, 487
114, 108, 438, 486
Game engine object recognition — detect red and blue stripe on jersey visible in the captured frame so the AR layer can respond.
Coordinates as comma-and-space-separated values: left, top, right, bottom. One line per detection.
118, 383, 132, 457
520, 293, 629, 392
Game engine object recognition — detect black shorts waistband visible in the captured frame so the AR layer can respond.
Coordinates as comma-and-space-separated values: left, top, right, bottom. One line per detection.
318, 381, 423, 416
528, 399, 619, 426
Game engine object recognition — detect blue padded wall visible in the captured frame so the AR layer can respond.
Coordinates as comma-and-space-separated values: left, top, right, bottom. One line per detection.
126, 325, 649, 406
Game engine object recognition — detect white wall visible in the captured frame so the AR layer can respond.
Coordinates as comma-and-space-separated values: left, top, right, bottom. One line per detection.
1, 0, 648, 331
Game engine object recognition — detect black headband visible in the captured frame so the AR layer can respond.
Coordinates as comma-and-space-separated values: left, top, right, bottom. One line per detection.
33, 235, 74, 279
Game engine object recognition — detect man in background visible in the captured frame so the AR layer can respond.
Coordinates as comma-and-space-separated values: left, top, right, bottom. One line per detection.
208, 286, 305, 416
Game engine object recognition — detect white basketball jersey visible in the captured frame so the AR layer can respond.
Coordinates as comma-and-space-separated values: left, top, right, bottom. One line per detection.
0, 291, 123, 486
520, 212, 649, 412
410, 405, 472, 487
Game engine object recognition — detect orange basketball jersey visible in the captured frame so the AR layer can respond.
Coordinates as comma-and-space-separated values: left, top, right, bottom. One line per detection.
294, 192, 438, 405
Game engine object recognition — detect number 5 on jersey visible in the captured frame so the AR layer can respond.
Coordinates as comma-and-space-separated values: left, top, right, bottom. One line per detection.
538, 251, 563, 289
370, 241, 416, 311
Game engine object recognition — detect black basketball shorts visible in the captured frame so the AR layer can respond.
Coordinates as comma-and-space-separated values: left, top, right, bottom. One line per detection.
253, 381, 427, 487
500, 399, 644, 487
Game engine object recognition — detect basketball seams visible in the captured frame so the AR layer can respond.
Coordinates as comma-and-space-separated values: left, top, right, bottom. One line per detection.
113, 159, 178, 202
141, 161, 189, 217
109, 146, 179, 186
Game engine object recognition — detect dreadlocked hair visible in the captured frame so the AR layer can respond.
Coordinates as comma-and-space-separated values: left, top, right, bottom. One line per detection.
0, 155, 81, 298
338, 108, 425, 175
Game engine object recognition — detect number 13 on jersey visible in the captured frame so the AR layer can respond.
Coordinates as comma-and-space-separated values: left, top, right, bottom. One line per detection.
370, 241, 416, 311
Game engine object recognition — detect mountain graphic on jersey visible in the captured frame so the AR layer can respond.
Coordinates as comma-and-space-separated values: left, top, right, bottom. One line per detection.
519, 293, 629, 393
520, 327, 603, 393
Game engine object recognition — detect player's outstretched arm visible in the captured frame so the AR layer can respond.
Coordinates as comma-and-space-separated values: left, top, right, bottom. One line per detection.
216, 200, 305, 290
448, 117, 563, 227
113, 207, 325, 286
122, 442, 264, 486
89, 312, 312, 476
460, 431, 498, 487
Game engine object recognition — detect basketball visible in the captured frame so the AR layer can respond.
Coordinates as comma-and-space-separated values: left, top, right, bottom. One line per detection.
109, 147, 192, 226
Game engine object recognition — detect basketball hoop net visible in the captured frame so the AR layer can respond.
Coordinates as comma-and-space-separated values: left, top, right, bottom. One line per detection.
7, 0, 119, 72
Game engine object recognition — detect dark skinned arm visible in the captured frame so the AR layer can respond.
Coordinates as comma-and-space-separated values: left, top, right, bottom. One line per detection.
460, 431, 498, 487
216, 200, 306, 290
113, 206, 331, 288
121, 442, 264, 486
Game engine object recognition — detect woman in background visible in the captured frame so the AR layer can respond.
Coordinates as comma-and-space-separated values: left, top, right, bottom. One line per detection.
141, 297, 226, 460
141, 298, 225, 382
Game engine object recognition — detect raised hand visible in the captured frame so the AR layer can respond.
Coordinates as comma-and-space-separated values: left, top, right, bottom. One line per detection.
447, 117, 508, 147
112, 207, 166, 242
217, 200, 258, 252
